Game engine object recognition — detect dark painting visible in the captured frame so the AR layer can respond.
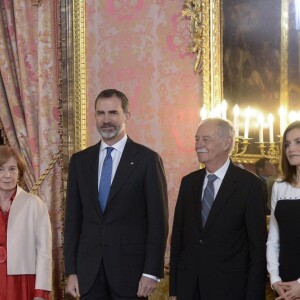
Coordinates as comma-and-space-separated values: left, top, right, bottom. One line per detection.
223, 0, 282, 111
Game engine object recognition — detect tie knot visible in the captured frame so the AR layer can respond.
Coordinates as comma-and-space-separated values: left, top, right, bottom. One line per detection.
207, 174, 218, 182
106, 147, 114, 156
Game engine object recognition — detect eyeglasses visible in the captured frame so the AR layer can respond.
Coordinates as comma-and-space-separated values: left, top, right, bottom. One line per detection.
0, 167, 19, 176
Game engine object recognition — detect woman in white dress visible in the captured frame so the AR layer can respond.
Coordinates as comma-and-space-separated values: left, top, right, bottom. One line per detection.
267, 120, 300, 300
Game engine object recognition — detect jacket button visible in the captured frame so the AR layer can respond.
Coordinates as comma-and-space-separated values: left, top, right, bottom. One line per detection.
199, 239, 204, 245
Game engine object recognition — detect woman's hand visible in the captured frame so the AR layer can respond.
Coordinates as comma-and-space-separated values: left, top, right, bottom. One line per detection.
273, 281, 287, 297
275, 281, 300, 300
33, 298, 46, 300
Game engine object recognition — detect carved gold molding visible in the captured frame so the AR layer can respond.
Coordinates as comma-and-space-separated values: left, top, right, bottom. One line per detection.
280, 0, 289, 109
182, 0, 222, 111
202, 0, 211, 109
182, 1, 204, 73
73, 0, 87, 151
210, 0, 222, 109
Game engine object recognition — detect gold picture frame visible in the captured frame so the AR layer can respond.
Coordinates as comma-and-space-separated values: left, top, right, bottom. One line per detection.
182, 0, 223, 111
73, 0, 87, 152
183, 0, 290, 110
183, 0, 294, 164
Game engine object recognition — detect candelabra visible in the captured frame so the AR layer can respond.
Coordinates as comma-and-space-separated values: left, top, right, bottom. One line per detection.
200, 101, 300, 164
231, 136, 282, 164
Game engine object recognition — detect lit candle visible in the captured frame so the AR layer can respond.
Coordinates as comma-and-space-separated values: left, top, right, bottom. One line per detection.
200, 105, 207, 120
258, 114, 264, 143
279, 107, 287, 136
209, 107, 216, 117
221, 99, 227, 119
268, 113, 274, 143
215, 104, 222, 118
289, 111, 297, 123
244, 107, 251, 139
233, 105, 240, 137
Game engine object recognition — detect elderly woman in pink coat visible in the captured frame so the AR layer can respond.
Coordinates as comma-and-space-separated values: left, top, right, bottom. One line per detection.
0, 145, 52, 300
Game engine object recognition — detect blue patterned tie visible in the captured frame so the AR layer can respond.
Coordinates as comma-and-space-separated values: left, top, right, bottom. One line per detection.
99, 147, 114, 211
202, 174, 218, 226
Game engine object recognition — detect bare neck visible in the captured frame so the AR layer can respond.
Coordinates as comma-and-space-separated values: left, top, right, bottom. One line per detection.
0, 189, 16, 202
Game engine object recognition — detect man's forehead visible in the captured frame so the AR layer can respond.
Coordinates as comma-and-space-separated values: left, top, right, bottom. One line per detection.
197, 122, 218, 134
96, 101, 122, 110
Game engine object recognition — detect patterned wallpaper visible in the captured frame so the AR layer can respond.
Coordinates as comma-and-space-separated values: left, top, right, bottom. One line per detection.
85, 0, 203, 254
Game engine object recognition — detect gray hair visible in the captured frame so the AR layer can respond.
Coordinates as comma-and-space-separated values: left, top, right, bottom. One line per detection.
200, 117, 235, 153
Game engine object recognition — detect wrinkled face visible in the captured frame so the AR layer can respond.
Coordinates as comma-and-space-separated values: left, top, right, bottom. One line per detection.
195, 121, 231, 171
0, 156, 19, 193
284, 127, 300, 167
95, 96, 130, 144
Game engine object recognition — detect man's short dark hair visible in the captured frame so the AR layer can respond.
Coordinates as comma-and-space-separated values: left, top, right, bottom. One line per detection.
95, 89, 129, 113
255, 158, 269, 174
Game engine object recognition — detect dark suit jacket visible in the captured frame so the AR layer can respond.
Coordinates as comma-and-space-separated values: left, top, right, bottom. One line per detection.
257, 175, 271, 215
170, 161, 267, 300
64, 138, 168, 296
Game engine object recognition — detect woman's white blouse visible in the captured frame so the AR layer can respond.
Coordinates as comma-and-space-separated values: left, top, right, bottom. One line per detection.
266, 180, 300, 286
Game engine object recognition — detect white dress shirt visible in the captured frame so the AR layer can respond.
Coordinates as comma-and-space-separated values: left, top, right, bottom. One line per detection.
98, 135, 127, 186
202, 158, 230, 199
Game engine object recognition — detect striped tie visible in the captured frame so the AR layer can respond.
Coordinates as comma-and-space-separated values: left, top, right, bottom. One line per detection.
201, 174, 218, 226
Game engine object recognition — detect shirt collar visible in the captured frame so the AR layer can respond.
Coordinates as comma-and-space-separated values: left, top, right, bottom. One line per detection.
100, 135, 128, 153
206, 158, 230, 180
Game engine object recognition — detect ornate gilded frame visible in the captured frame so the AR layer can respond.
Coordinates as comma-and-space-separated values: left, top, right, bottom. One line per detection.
61, 0, 87, 163
73, 0, 87, 152
182, 0, 222, 111
183, 0, 289, 110
183, 0, 289, 164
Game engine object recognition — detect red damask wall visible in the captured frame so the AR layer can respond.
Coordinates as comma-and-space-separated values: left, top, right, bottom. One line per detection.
85, 0, 202, 256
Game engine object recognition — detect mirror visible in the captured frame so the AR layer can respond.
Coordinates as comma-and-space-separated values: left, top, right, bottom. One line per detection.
183, 0, 300, 163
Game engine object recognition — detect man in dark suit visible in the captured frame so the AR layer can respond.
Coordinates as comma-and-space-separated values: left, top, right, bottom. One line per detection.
255, 157, 278, 214
64, 89, 168, 299
170, 117, 267, 300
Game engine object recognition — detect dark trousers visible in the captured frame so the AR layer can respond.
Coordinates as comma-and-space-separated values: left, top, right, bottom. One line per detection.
81, 262, 147, 300
193, 278, 201, 300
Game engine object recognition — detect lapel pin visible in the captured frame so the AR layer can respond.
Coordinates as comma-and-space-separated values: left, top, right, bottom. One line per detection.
130, 162, 134, 165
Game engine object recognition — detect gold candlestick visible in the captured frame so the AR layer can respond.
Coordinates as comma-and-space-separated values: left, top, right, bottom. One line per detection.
231, 137, 250, 157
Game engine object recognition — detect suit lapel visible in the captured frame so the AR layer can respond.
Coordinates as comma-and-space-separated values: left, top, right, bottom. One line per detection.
202, 162, 238, 232
105, 138, 137, 209
86, 142, 102, 216
193, 171, 206, 231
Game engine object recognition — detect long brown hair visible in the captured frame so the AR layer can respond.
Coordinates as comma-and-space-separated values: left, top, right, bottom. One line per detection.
0, 145, 26, 182
281, 121, 300, 184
